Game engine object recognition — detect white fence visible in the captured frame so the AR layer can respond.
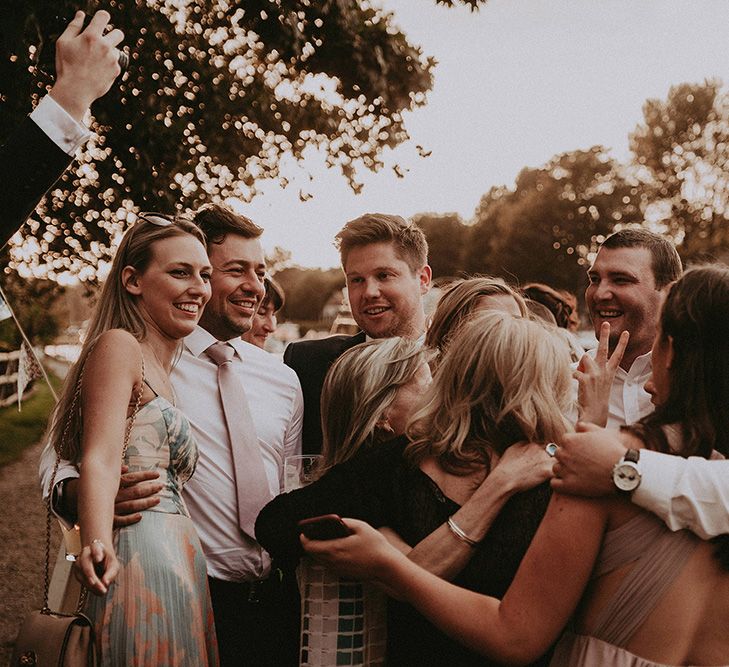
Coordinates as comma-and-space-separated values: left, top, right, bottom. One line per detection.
0, 349, 30, 408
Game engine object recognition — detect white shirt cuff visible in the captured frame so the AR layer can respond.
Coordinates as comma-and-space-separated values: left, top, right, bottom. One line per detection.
30, 95, 91, 156
631, 449, 681, 525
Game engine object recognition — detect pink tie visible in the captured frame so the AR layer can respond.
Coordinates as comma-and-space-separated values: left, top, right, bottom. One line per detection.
206, 341, 272, 538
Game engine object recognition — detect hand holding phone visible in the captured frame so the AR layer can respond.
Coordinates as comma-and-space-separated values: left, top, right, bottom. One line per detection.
298, 514, 354, 541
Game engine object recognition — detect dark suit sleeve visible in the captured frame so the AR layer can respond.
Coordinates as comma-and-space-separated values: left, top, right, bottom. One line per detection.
284, 338, 340, 456
255, 438, 405, 568
282, 338, 295, 366
0, 116, 74, 249
284, 333, 366, 456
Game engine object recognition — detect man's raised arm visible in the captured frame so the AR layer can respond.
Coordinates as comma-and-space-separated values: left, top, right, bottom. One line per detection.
0, 10, 123, 249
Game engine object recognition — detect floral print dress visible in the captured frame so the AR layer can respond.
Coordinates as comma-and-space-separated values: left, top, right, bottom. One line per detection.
84, 396, 219, 666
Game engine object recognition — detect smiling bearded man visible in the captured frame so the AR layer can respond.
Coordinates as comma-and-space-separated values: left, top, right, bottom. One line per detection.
584, 228, 682, 427
172, 204, 304, 667
284, 213, 432, 455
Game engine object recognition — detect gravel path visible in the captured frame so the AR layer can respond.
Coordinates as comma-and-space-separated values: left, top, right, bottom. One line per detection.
0, 440, 61, 663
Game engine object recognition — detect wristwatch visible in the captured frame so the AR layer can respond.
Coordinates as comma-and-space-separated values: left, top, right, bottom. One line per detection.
612, 449, 641, 493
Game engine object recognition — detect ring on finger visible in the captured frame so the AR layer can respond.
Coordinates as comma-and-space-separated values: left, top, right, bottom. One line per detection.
545, 442, 558, 458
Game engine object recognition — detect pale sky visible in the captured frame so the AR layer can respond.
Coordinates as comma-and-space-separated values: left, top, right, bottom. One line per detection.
236, 0, 729, 269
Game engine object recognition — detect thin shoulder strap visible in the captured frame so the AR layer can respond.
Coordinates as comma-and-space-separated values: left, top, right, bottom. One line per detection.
140, 350, 161, 397
143, 380, 158, 397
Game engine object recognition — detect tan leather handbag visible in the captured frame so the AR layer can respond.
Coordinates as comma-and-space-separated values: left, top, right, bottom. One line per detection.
11, 609, 96, 667
10, 472, 96, 667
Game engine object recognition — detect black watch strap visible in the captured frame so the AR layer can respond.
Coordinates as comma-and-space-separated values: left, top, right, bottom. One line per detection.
624, 449, 640, 464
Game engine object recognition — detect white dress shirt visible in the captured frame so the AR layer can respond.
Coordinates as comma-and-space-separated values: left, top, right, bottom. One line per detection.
633, 450, 729, 539
607, 351, 654, 427
31, 95, 91, 155
172, 327, 303, 582
569, 349, 654, 429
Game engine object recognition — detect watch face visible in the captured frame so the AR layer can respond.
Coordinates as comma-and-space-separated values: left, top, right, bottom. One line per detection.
614, 462, 641, 492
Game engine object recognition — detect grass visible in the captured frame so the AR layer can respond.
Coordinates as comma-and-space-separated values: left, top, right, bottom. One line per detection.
0, 373, 61, 467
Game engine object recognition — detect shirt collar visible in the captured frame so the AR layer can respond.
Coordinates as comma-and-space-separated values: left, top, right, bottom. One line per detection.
616, 349, 652, 378
184, 325, 248, 361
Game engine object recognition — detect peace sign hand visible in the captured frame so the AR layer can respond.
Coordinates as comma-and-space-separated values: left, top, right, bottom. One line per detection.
574, 322, 629, 427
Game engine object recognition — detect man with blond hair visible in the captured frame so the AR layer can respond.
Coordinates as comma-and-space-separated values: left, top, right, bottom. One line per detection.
284, 213, 432, 454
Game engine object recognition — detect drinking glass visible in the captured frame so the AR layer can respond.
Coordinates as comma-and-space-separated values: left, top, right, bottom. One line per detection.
284, 455, 322, 491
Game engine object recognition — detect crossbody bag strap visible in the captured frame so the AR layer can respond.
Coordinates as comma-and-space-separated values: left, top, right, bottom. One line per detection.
122, 356, 145, 459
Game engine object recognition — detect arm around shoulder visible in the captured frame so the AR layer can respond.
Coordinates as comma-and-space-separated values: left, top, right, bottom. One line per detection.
389, 492, 607, 664
633, 449, 729, 539
257, 441, 402, 563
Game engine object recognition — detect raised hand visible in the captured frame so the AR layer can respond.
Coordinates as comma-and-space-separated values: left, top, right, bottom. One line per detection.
49, 10, 125, 121
574, 322, 629, 427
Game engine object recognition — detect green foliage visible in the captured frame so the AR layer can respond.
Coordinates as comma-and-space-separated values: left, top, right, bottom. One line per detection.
630, 80, 729, 261
0, 372, 61, 467
275, 266, 345, 322
435, 0, 489, 8
0, 273, 65, 348
1, 0, 437, 278
412, 212, 468, 279
463, 147, 642, 292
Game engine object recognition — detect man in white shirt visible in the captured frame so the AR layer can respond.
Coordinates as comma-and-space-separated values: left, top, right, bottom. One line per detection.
553, 231, 729, 541
182, 204, 303, 667
581, 228, 682, 427
1, 10, 124, 249
41, 205, 303, 666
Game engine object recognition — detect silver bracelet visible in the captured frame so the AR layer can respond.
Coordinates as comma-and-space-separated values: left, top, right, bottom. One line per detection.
447, 516, 479, 547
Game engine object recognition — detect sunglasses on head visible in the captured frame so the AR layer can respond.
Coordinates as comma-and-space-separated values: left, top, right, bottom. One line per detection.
137, 211, 174, 227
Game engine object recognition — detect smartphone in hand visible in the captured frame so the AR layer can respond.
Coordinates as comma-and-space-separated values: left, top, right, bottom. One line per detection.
298, 514, 354, 541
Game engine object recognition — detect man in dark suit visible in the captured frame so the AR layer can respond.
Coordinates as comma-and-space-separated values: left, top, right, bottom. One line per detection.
284, 213, 432, 454
1, 10, 124, 249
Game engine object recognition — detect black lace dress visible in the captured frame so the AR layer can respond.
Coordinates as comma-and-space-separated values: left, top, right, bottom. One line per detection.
256, 436, 552, 667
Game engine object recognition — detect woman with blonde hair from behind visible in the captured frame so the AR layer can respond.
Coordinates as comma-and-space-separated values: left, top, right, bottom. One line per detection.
272, 338, 431, 665
318, 337, 431, 475
425, 277, 527, 367
257, 312, 563, 666
304, 266, 729, 667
